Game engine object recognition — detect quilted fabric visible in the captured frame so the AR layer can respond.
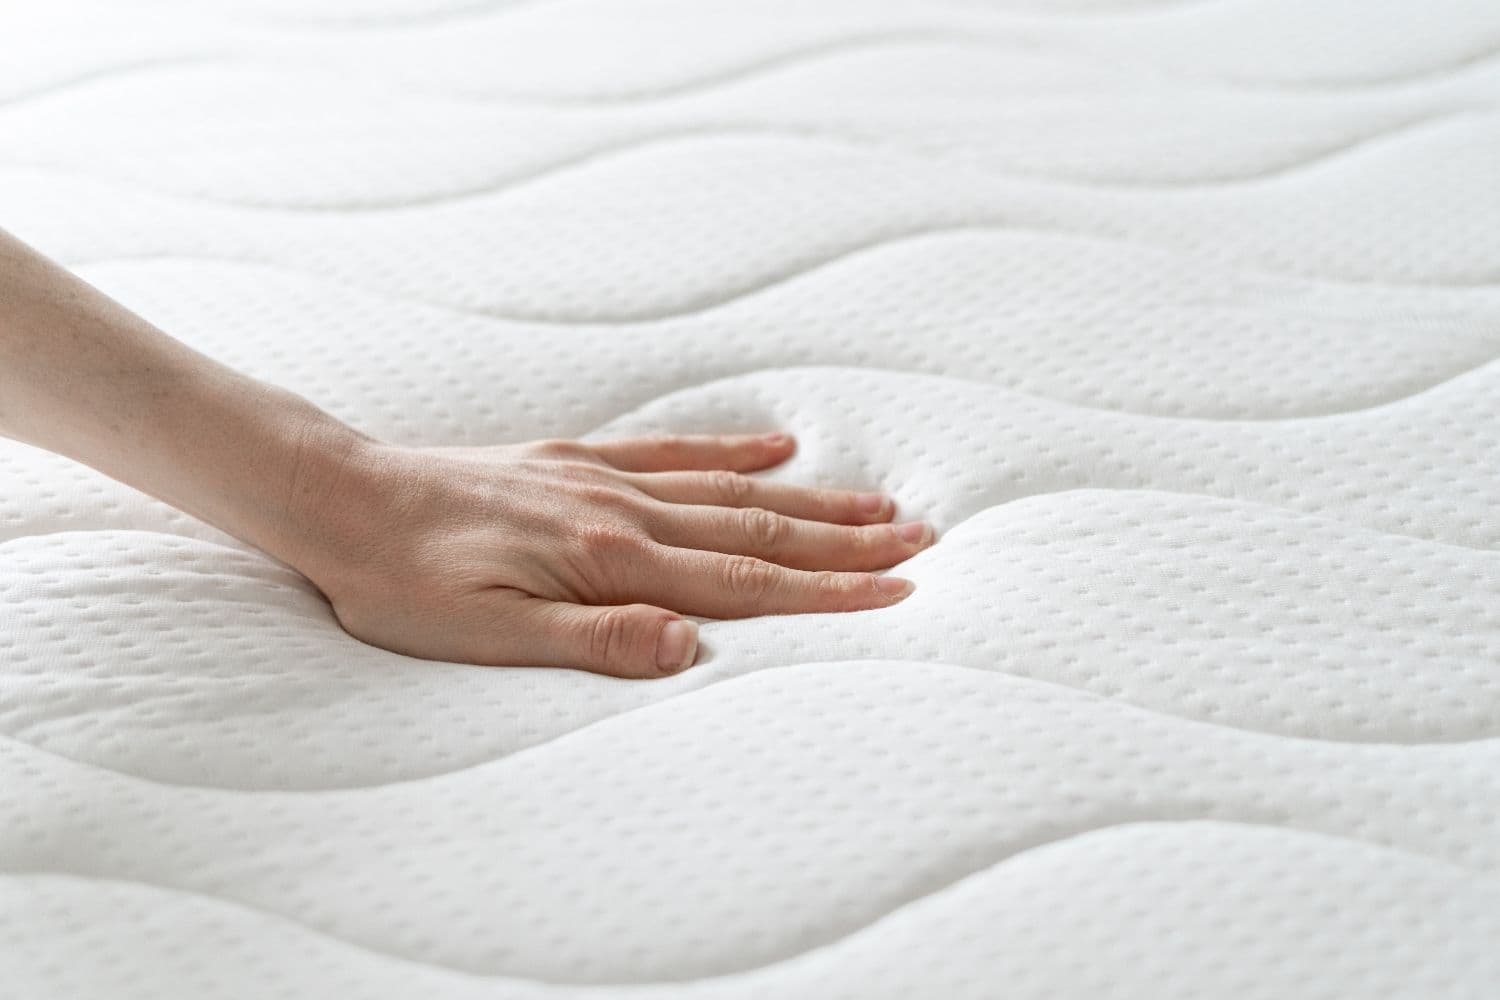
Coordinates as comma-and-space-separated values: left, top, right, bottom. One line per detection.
3, 0, 1499, 996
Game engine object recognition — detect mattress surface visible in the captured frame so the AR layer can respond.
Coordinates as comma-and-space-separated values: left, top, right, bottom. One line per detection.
3, 0, 1500, 996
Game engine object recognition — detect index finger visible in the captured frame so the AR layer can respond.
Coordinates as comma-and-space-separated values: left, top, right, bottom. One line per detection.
590, 432, 796, 473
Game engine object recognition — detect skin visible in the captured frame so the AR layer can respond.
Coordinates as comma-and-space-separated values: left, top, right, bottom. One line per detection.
0, 228, 929, 678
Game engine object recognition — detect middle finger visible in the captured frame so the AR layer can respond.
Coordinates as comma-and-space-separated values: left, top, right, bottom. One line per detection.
645, 502, 933, 572
626, 469, 896, 525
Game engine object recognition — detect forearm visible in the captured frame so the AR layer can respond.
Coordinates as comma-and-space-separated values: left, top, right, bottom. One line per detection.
0, 227, 363, 571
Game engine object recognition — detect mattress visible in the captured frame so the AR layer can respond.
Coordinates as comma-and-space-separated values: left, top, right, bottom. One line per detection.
3, 0, 1500, 995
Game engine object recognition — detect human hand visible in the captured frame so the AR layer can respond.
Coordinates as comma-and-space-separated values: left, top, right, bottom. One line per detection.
293, 432, 930, 678
0, 229, 927, 679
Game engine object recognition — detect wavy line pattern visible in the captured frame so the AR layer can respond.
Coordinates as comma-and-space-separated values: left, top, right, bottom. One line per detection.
7, 0, 1500, 995
157, 0, 1500, 97
3, 659, 1497, 981
249, 0, 548, 29
5, 617, 1497, 797
7, 109, 1490, 212
8, 389, 1500, 791
7, 820, 1492, 988
0, 54, 222, 110
57, 223, 1500, 329
7, 27, 1500, 118
242, 0, 1244, 32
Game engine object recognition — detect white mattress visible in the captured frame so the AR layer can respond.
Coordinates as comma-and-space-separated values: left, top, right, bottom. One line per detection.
3, 0, 1500, 996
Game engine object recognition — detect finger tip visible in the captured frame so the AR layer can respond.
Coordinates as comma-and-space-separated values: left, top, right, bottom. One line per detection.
894, 521, 933, 547
655, 618, 699, 675
874, 576, 916, 604
760, 431, 796, 452
855, 492, 896, 523
731, 432, 795, 472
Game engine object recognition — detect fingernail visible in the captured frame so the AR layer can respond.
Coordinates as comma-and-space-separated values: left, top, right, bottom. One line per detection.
762, 432, 793, 448
856, 493, 891, 517
875, 576, 915, 602
895, 522, 931, 545
656, 619, 698, 675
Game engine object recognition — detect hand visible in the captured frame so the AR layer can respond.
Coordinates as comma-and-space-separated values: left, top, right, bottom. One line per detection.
0, 228, 927, 679
294, 431, 930, 678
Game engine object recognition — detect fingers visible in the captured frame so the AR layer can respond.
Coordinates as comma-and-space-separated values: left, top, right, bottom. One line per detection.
647, 503, 932, 572
494, 594, 700, 679
590, 431, 796, 473
627, 469, 895, 525
636, 547, 915, 619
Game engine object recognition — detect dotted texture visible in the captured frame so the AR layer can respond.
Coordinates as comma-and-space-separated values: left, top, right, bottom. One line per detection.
2, 0, 1499, 996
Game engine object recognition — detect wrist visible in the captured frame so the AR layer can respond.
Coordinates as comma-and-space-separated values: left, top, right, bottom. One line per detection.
254, 393, 386, 585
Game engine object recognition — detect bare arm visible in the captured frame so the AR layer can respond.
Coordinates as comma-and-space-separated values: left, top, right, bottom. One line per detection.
0, 227, 375, 572
0, 228, 926, 677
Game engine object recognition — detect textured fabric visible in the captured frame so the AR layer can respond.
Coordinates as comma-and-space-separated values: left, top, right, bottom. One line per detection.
3, 0, 1499, 996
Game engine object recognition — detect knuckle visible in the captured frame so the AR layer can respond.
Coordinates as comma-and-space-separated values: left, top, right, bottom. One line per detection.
652, 435, 688, 457
722, 554, 777, 600
586, 609, 637, 667
741, 507, 784, 549
534, 438, 588, 458
576, 522, 641, 557
814, 570, 852, 600
812, 490, 843, 516
711, 469, 752, 504
575, 481, 635, 510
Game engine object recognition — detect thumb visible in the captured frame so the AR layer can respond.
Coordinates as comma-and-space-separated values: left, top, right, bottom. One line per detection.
506, 597, 700, 679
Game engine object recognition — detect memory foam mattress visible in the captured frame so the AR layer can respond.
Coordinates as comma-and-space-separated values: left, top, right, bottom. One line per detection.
4, 0, 1500, 995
